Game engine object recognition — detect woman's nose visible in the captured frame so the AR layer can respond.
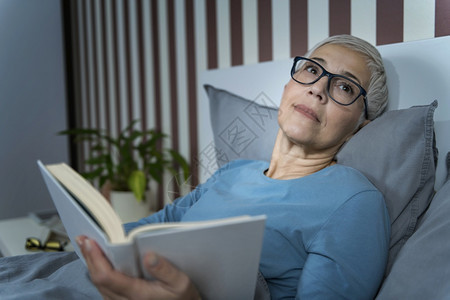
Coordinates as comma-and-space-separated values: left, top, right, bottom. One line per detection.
308, 76, 328, 102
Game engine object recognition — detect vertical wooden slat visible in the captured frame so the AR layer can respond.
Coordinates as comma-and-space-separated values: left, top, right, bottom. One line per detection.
123, 0, 133, 125
272, 0, 290, 60
167, 0, 179, 153
82, 0, 93, 171
100, 0, 111, 136
62, 0, 81, 168
136, 0, 147, 131
242, 0, 258, 65
350, 0, 376, 45
329, 0, 350, 36
307, 0, 329, 48
151, 0, 162, 134
230, 0, 243, 66
77, 0, 88, 171
111, 0, 122, 135
167, 0, 180, 197
206, 0, 218, 69
290, 0, 308, 56
258, 0, 272, 62
186, 0, 199, 187
150, 0, 164, 208
89, 0, 100, 130
436, 0, 450, 37
376, 0, 404, 45
81, 0, 91, 131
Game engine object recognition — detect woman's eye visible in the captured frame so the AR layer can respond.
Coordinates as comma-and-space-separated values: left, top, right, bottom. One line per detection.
338, 82, 354, 94
305, 66, 318, 75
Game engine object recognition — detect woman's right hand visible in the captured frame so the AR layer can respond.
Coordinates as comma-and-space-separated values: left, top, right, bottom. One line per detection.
77, 236, 200, 300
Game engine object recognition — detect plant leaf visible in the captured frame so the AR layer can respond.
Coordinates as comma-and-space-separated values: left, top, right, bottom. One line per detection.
128, 170, 146, 202
168, 149, 191, 181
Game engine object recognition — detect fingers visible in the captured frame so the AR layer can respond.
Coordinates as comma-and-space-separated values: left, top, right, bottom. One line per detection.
143, 252, 186, 286
76, 236, 132, 299
143, 252, 200, 298
77, 236, 112, 276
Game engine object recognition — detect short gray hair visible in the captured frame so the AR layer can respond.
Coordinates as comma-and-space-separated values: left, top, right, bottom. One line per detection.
305, 35, 388, 121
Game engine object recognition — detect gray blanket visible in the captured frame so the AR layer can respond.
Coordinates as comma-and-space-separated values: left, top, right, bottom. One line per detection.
0, 252, 101, 300
0, 252, 270, 299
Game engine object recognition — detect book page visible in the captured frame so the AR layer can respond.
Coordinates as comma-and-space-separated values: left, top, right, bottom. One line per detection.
46, 163, 126, 243
126, 215, 253, 241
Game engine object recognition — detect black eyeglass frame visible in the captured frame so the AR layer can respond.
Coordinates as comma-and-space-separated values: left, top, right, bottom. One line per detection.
290, 56, 368, 119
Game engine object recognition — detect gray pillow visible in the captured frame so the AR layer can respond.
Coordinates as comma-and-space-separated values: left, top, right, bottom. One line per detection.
337, 101, 438, 275
205, 84, 279, 166
375, 152, 450, 300
205, 85, 438, 276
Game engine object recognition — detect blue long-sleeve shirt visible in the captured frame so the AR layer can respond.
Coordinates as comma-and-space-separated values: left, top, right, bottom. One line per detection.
125, 160, 390, 299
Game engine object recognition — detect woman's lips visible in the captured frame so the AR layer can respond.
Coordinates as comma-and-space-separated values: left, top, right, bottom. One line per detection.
294, 104, 320, 122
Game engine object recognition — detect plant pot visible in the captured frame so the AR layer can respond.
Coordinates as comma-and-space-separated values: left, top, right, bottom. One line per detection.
110, 191, 152, 223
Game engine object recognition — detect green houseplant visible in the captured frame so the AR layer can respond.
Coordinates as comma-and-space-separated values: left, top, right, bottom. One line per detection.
60, 120, 190, 203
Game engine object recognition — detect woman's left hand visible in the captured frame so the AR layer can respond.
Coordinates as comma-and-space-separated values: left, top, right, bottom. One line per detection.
77, 236, 200, 300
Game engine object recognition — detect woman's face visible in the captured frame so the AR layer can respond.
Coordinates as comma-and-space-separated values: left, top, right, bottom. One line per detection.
277, 44, 370, 156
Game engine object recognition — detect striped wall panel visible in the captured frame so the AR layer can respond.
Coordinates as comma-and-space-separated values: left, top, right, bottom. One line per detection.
67, 0, 450, 207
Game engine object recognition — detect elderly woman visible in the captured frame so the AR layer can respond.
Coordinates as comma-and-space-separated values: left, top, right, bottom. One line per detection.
79, 34, 391, 300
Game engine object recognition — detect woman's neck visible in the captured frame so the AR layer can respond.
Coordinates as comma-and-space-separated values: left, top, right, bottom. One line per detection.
265, 131, 337, 180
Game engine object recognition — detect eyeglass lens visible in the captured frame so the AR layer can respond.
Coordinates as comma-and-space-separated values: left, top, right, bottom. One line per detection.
292, 59, 361, 105
25, 237, 66, 252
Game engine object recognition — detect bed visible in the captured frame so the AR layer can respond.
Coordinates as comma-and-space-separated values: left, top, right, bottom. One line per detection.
198, 36, 450, 299
1, 36, 449, 299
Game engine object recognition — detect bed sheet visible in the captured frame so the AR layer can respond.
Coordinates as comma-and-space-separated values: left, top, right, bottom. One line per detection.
0, 252, 101, 300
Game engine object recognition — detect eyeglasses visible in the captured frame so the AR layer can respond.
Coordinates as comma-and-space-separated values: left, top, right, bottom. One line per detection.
25, 237, 67, 252
290, 56, 368, 119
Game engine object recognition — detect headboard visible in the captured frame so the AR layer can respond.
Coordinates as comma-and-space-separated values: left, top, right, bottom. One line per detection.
198, 36, 450, 189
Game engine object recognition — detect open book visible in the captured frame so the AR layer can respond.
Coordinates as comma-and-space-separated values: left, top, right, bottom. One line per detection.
37, 160, 266, 300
